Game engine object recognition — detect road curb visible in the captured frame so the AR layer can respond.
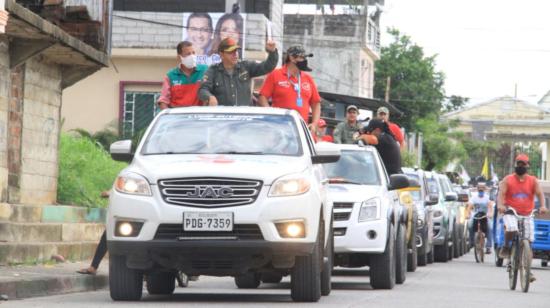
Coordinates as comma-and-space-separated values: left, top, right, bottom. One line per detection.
0, 274, 108, 300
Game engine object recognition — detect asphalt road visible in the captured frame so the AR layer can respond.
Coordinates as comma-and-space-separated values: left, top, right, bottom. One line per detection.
8, 252, 550, 308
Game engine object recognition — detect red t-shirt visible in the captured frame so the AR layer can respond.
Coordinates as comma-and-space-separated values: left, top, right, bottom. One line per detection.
388, 122, 404, 144
259, 65, 321, 121
504, 174, 537, 215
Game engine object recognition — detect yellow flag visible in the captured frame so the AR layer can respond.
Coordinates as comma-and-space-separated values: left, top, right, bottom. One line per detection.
481, 157, 489, 180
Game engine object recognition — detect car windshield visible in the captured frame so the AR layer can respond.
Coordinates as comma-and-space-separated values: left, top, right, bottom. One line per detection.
324, 150, 381, 185
409, 190, 421, 201
141, 113, 302, 156
427, 178, 439, 194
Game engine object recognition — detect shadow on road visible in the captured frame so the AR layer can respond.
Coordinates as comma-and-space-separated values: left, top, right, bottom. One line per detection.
142, 293, 292, 303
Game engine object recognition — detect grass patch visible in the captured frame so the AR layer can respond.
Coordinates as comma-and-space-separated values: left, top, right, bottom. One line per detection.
57, 133, 127, 208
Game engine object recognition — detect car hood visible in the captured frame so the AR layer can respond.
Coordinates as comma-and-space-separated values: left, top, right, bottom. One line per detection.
127, 154, 308, 185
328, 184, 384, 202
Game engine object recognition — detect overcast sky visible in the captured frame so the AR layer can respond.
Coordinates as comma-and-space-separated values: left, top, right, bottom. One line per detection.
381, 0, 550, 104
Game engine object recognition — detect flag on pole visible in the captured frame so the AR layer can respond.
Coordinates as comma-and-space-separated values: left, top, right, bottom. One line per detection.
490, 163, 498, 183
459, 164, 470, 184
481, 157, 490, 180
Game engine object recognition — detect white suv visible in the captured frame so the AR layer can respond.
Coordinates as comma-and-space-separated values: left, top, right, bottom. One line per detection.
323, 144, 409, 289
107, 107, 340, 302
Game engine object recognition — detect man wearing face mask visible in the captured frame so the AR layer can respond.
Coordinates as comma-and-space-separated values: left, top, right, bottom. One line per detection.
497, 154, 548, 281
258, 46, 321, 134
467, 182, 494, 254
157, 41, 209, 109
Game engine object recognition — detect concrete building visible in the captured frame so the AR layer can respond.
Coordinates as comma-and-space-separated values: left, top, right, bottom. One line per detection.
62, 0, 284, 136
442, 96, 550, 180
282, 0, 383, 121
0, 0, 110, 265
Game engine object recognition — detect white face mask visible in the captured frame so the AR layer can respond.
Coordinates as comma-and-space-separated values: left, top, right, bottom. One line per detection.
180, 54, 197, 69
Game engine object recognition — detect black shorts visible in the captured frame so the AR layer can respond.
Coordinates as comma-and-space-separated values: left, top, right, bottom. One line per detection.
472, 212, 488, 234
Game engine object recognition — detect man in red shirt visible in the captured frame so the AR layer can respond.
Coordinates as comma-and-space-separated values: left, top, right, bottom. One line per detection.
497, 154, 548, 279
258, 46, 322, 135
376, 107, 404, 149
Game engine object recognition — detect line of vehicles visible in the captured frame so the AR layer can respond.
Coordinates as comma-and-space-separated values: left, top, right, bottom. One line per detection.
105, 107, 474, 302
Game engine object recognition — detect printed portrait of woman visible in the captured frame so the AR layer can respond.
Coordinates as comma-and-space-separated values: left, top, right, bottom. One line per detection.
209, 13, 244, 57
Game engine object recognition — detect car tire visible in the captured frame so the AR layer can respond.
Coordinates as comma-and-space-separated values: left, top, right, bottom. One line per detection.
235, 273, 261, 289
109, 255, 143, 301
290, 223, 322, 302
370, 223, 396, 289
395, 223, 407, 284
261, 272, 283, 284
321, 219, 333, 296
427, 244, 435, 264
407, 215, 418, 272
146, 272, 176, 295
434, 235, 449, 263
453, 224, 460, 259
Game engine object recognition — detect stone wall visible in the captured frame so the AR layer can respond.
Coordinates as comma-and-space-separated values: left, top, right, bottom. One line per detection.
0, 36, 8, 202
19, 56, 62, 205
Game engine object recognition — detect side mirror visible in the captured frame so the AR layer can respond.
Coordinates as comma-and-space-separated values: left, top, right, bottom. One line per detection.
388, 174, 409, 191
457, 193, 469, 202
312, 142, 341, 164
425, 193, 439, 206
110, 140, 133, 162
445, 192, 458, 202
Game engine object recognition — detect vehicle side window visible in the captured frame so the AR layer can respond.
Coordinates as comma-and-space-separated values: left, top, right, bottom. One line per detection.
300, 119, 316, 155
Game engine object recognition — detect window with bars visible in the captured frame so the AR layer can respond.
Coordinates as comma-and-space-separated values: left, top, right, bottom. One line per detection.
122, 91, 160, 138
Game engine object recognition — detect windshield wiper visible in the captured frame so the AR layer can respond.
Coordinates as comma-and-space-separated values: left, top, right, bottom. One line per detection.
329, 178, 363, 185
215, 151, 265, 155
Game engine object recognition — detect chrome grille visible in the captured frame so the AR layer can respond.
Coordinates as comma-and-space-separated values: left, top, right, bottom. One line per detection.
334, 212, 351, 221
334, 202, 354, 209
154, 224, 263, 240
158, 178, 262, 208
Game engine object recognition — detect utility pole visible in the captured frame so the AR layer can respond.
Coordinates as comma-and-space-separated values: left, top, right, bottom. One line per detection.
384, 76, 391, 102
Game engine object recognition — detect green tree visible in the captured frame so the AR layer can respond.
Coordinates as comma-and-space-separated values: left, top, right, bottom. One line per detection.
374, 29, 445, 130
415, 116, 466, 171
442, 95, 469, 113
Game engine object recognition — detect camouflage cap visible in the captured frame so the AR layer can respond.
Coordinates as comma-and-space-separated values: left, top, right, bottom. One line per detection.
286, 45, 313, 58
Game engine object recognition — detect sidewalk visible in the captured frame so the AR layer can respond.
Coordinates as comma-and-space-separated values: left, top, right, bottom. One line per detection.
0, 259, 108, 301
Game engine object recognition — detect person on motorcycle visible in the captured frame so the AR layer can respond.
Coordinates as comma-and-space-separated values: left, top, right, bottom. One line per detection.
497, 154, 548, 282
467, 182, 494, 254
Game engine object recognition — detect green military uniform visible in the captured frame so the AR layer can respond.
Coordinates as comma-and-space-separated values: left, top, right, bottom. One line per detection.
333, 121, 362, 144
199, 50, 278, 106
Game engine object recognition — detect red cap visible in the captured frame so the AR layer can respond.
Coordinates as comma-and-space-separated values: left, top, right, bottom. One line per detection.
515, 153, 529, 163
318, 119, 327, 127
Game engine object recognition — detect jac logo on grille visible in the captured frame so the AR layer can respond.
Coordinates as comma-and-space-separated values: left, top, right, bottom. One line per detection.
182, 186, 234, 199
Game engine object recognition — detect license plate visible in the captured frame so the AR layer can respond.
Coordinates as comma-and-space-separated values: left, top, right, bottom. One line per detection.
183, 212, 233, 231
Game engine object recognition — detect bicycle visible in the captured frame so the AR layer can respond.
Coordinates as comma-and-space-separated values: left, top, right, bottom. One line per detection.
473, 212, 487, 263
505, 207, 536, 293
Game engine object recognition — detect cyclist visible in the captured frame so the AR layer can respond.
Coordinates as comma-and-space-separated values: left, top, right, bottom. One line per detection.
467, 182, 494, 254
497, 154, 548, 281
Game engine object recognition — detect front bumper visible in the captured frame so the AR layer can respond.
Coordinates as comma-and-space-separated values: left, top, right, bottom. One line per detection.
108, 239, 314, 275
334, 219, 389, 254
433, 216, 448, 245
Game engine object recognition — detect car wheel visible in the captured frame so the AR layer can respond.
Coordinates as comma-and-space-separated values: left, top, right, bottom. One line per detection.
290, 222, 322, 302
109, 255, 143, 301
370, 223, 396, 289
434, 235, 449, 263
453, 224, 460, 259
321, 219, 333, 296
407, 215, 418, 272
395, 223, 407, 284
542, 260, 548, 267
235, 273, 261, 289
427, 244, 435, 264
261, 272, 284, 284
146, 271, 176, 295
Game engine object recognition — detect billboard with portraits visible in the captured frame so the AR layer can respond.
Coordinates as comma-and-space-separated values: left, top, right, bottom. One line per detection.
183, 12, 246, 65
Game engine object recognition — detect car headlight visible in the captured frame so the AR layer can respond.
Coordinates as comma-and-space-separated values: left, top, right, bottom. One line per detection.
359, 198, 381, 222
269, 173, 311, 197
433, 210, 443, 218
114, 172, 152, 196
